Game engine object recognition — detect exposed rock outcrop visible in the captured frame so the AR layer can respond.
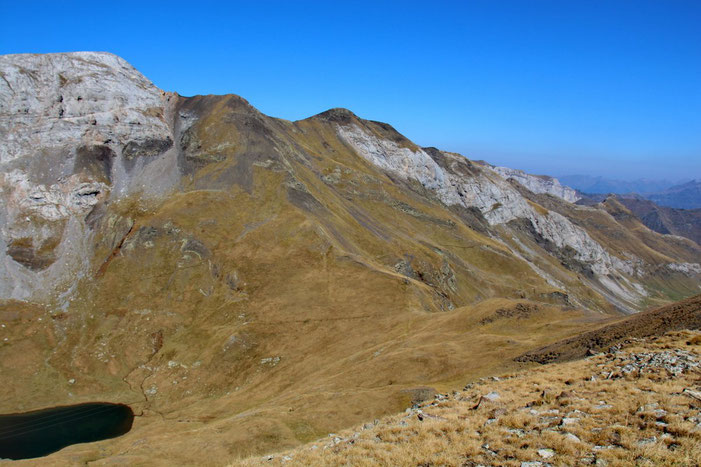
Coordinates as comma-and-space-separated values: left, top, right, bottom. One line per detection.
336, 121, 644, 306
2, 52, 701, 465
0, 52, 182, 301
490, 166, 580, 203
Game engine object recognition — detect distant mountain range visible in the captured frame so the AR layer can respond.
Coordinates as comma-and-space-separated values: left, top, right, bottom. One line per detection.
1, 52, 699, 463
613, 196, 701, 245
561, 175, 701, 210
558, 175, 679, 195
647, 180, 701, 210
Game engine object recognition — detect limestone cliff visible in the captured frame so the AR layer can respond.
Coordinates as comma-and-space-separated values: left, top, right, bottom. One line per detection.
2, 53, 700, 312
1, 52, 700, 464
0, 52, 179, 301
334, 119, 698, 312
490, 165, 581, 203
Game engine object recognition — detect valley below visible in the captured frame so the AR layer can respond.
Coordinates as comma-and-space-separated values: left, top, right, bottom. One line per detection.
0, 52, 700, 465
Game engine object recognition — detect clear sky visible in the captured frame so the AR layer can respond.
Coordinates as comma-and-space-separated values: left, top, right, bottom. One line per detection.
1, 1, 699, 180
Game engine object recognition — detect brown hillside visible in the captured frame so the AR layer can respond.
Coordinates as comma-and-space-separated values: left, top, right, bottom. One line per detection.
2, 53, 701, 465
238, 330, 701, 466
516, 294, 701, 364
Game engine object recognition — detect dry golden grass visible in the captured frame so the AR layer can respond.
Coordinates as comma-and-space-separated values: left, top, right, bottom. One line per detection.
235, 331, 701, 466
3, 95, 699, 466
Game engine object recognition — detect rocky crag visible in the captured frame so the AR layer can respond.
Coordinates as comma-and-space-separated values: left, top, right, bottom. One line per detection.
489, 165, 581, 203
1, 52, 700, 464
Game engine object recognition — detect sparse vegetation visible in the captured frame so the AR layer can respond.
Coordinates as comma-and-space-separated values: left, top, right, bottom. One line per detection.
237, 331, 701, 466
1, 54, 700, 465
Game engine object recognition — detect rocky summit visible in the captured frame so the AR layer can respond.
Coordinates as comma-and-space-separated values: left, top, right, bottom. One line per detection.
1, 52, 700, 465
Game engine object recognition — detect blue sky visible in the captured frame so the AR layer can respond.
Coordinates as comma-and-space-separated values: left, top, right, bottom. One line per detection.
1, 1, 699, 180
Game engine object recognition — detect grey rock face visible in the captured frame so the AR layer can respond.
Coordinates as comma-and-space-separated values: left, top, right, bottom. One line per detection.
490, 166, 580, 203
1, 52, 691, 312
0, 52, 173, 186
336, 121, 645, 304
0, 52, 179, 302
667, 262, 701, 275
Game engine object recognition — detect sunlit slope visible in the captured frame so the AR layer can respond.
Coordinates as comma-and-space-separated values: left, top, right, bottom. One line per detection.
1, 94, 617, 464
1, 52, 700, 465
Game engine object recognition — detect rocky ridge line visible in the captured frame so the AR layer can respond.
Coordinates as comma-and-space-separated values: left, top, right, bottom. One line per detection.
336, 122, 645, 302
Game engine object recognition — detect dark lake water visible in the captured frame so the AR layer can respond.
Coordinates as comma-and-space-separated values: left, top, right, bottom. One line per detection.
0, 402, 133, 460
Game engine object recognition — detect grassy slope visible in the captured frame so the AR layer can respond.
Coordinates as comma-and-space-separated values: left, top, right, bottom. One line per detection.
2, 95, 700, 465
236, 329, 701, 466
615, 196, 701, 246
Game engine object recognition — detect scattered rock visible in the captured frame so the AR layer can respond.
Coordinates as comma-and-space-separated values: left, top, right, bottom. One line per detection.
260, 356, 281, 366
602, 349, 698, 379
683, 388, 701, 401
637, 436, 657, 446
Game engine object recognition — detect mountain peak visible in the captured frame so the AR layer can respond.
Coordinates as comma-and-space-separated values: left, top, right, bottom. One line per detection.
307, 107, 359, 123
0, 50, 168, 168
1, 51, 700, 464
0, 51, 146, 82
